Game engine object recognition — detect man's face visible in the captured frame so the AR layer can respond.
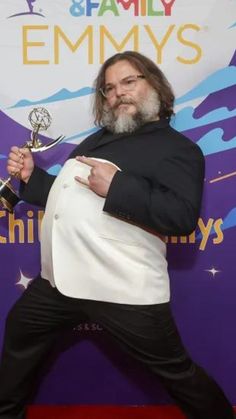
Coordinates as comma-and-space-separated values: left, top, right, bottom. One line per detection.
101, 60, 160, 133
105, 60, 151, 115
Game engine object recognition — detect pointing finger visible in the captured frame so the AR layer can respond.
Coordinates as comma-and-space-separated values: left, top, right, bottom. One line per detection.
76, 156, 98, 167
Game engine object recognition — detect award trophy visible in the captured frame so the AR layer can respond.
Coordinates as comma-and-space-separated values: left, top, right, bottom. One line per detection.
0, 107, 65, 212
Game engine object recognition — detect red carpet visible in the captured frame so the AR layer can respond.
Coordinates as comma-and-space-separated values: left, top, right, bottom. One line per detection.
27, 406, 186, 419
27, 405, 236, 418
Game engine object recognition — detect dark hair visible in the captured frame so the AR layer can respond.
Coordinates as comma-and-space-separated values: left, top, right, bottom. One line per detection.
93, 51, 175, 125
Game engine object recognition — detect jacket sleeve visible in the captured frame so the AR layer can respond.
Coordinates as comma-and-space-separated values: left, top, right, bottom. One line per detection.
103, 142, 205, 236
19, 166, 56, 208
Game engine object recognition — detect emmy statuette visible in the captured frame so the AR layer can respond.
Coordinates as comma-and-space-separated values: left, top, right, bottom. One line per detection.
0, 107, 65, 212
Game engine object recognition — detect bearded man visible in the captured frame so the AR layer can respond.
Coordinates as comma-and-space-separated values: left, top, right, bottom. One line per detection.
0, 51, 234, 419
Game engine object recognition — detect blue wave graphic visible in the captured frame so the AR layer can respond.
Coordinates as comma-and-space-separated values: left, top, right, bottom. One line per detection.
8, 65, 236, 116
197, 128, 236, 155
171, 106, 236, 132
175, 66, 236, 105
64, 127, 98, 143
11, 87, 95, 109
222, 208, 236, 229
47, 164, 62, 175
229, 22, 236, 28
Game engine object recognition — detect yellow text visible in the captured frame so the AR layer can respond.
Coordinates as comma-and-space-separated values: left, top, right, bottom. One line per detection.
22, 24, 202, 65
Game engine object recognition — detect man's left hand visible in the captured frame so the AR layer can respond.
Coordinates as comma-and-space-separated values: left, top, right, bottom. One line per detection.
75, 156, 118, 197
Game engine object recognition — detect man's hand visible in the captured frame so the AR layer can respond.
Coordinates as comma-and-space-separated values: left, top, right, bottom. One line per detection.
7, 146, 34, 183
75, 156, 118, 197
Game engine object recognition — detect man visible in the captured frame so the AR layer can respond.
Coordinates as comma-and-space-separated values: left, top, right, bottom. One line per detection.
0, 51, 234, 419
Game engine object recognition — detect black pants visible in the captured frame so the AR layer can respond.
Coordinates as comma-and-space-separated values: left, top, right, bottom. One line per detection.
0, 276, 234, 419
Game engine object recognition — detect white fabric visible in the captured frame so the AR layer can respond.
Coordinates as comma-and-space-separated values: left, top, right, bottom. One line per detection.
40, 158, 170, 304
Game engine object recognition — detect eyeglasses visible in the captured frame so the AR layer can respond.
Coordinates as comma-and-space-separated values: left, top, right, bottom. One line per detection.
100, 75, 145, 98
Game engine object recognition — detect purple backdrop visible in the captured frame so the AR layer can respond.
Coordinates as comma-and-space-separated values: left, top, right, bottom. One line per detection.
0, 51, 235, 407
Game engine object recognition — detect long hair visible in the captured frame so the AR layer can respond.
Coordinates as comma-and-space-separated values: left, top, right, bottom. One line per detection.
93, 51, 175, 126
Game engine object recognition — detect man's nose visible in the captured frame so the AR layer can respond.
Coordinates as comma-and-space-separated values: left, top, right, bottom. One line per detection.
114, 83, 126, 97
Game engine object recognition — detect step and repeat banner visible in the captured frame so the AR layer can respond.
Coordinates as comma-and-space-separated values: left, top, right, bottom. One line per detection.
0, 0, 236, 406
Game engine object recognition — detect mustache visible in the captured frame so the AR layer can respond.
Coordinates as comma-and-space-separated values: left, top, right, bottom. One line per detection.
113, 97, 136, 110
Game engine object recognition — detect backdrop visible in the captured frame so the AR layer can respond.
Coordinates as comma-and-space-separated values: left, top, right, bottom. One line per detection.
0, 0, 235, 407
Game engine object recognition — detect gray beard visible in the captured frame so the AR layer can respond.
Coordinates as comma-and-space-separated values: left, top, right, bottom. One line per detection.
101, 90, 161, 134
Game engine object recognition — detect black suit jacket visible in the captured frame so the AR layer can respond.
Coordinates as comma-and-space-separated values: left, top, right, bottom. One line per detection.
21, 119, 205, 237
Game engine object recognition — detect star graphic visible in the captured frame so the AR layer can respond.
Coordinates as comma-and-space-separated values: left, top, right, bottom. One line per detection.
16, 270, 33, 289
205, 267, 221, 277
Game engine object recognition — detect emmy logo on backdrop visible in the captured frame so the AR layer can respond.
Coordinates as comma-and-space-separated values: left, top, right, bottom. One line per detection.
0, 107, 65, 212
8, 0, 45, 18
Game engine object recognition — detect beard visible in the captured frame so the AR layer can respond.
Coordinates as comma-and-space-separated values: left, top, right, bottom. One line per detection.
101, 89, 161, 134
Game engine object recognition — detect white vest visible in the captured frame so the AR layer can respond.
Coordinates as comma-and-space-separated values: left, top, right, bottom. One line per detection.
40, 158, 170, 304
